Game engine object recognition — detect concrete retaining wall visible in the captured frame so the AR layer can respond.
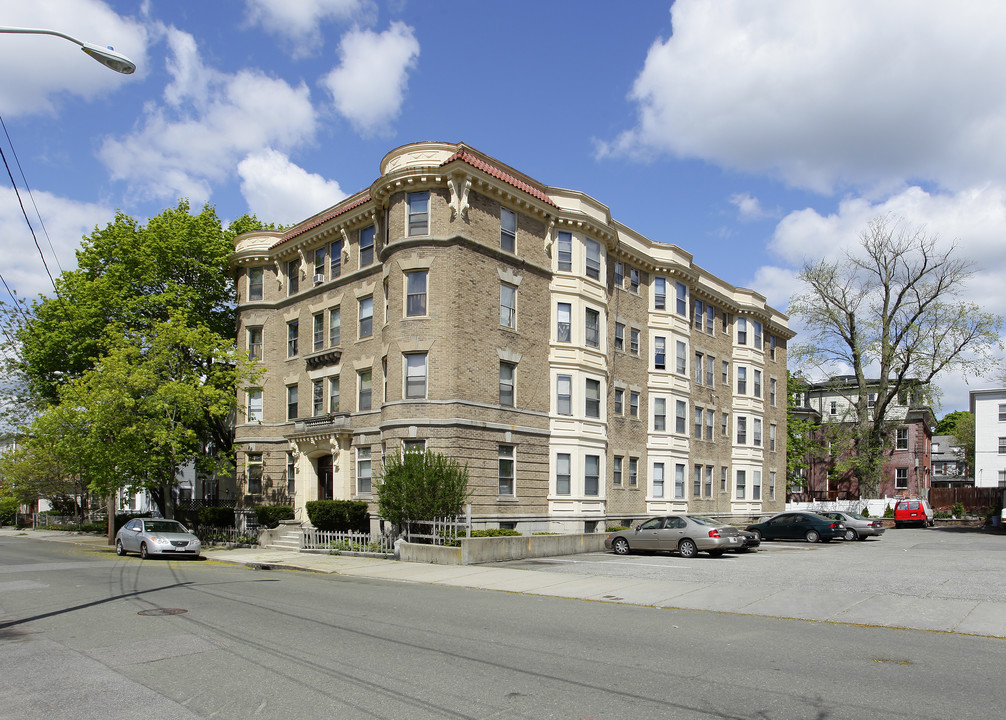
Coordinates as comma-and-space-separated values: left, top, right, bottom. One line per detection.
399, 533, 609, 565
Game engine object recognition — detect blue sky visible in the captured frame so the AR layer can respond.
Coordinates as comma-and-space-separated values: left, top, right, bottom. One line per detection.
2, 0, 1005, 414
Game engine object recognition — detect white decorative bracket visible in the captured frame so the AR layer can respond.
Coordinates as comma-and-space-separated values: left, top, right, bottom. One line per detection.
274, 260, 283, 289
448, 174, 471, 221
544, 218, 556, 256
341, 228, 351, 264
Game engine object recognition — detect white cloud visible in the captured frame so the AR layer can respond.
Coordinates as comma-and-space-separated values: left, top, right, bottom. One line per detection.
99, 27, 317, 205
730, 192, 777, 222
0, 0, 148, 116
0, 187, 111, 301
243, 0, 370, 55
603, 0, 1006, 195
322, 22, 420, 136
238, 149, 347, 226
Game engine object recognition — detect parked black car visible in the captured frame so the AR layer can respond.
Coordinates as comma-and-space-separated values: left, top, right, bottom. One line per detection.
745, 512, 846, 543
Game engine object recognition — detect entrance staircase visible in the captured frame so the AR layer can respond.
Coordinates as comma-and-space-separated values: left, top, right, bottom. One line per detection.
265, 525, 302, 551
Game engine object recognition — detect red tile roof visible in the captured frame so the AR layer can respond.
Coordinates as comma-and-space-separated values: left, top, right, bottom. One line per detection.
271, 193, 371, 249
441, 149, 556, 207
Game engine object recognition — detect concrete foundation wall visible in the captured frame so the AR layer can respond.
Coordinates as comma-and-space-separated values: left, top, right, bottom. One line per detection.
399, 533, 609, 565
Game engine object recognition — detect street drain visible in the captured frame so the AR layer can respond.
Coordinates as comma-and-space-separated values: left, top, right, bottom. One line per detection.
138, 608, 188, 616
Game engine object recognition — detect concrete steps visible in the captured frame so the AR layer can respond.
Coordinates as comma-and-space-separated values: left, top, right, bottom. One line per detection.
266, 528, 302, 551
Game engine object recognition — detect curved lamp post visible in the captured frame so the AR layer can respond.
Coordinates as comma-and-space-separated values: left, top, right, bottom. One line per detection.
0, 26, 135, 74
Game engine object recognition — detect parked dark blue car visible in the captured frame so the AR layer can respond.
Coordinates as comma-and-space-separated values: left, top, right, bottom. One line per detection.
745, 512, 846, 543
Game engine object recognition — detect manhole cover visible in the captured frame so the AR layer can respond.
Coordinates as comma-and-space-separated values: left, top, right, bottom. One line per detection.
137, 608, 188, 616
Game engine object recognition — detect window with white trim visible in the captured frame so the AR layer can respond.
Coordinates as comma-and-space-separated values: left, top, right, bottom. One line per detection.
406, 271, 428, 317
629, 457, 638, 487
248, 267, 263, 301
585, 378, 601, 418
614, 387, 624, 415
312, 379, 324, 416
404, 353, 427, 399
675, 281, 687, 316
737, 317, 747, 345
654, 277, 666, 310
329, 376, 340, 413
752, 470, 762, 501
614, 322, 624, 351
313, 313, 324, 352
246, 388, 262, 423
557, 375, 572, 416
613, 456, 623, 486
585, 455, 600, 496
654, 397, 666, 431
287, 320, 299, 357
584, 238, 601, 280
736, 469, 746, 499
556, 453, 571, 495
358, 369, 372, 411
557, 303, 571, 342
359, 296, 373, 339
557, 231, 572, 271
500, 207, 517, 252
674, 463, 685, 499
652, 462, 664, 498
500, 283, 516, 329
287, 384, 299, 420
654, 336, 666, 370
329, 307, 341, 346
499, 362, 515, 407
287, 259, 300, 295
247, 453, 263, 494
356, 447, 372, 494
247, 326, 263, 360
675, 399, 687, 434
498, 445, 515, 495
895, 467, 908, 489
330, 239, 342, 278
676, 340, 687, 374
407, 192, 428, 236
585, 307, 600, 348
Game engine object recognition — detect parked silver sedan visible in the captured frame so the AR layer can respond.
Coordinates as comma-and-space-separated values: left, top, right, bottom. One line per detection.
115, 518, 202, 559
820, 511, 886, 541
605, 515, 744, 558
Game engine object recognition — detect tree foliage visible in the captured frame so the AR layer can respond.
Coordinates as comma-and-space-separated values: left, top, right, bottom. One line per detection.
936, 410, 975, 477
788, 216, 1001, 496
376, 450, 471, 528
2, 201, 272, 517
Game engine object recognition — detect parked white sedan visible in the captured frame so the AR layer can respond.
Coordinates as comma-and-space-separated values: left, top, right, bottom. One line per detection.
115, 518, 202, 559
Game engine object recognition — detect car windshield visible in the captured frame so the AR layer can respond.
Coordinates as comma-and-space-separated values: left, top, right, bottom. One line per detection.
144, 521, 186, 533
687, 516, 722, 526
844, 513, 867, 520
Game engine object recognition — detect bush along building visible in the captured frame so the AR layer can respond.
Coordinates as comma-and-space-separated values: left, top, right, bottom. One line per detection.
231, 141, 792, 533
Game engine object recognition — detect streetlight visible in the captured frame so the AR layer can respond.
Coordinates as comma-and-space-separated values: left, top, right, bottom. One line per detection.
0, 26, 135, 74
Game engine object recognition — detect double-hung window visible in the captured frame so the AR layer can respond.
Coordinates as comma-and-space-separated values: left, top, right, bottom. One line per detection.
753, 369, 762, 398
737, 317, 748, 345
247, 327, 263, 360
675, 399, 687, 434
675, 281, 687, 316
314, 247, 326, 282
313, 313, 324, 352
329, 307, 341, 346
585, 378, 601, 418
499, 362, 515, 406
556, 303, 571, 342
754, 321, 763, 348
404, 353, 427, 399
896, 427, 909, 450
614, 387, 624, 414
406, 271, 428, 317
630, 328, 640, 355
287, 259, 300, 295
694, 407, 703, 438
737, 416, 747, 444
630, 391, 640, 418
498, 445, 515, 495
614, 322, 625, 351
356, 448, 372, 494
614, 261, 624, 287
674, 463, 685, 499
629, 457, 638, 486
500, 283, 516, 329
654, 277, 666, 309
653, 398, 666, 431
585, 307, 600, 348
736, 470, 746, 499
312, 379, 324, 415
676, 341, 687, 374
613, 456, 623, 486
247, 453, 263, 494
407, 192, 429, 236
358, 369, 372, 411
359, 296, 373, 339
584, 238, 601, 280
737, 366, 747, 395
330, 239, 342, 278
557, 231, 572, 271
246, 388, 262, 422
287, 384, 299, 421
654, 336, 666, 370
556, 453, 571, 495
500, 208, 516, 252
329, 376, 340, 413
584, 455, 600, 496
248, 267, 263, 301
287, 320, 299, 357
753, 418, 762, 447
556, 375, 572, 416
652, 463, 665, 498
630, 268, 639, 293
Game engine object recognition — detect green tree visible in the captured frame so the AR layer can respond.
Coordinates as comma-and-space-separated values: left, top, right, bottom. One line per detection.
376, 449, 471, 530
786, 374, 826, 490
3, 201, 275, 517
788, 217, 1001, 497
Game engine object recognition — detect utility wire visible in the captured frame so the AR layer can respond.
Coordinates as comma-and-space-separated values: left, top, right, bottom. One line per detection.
0, 114, 64, 275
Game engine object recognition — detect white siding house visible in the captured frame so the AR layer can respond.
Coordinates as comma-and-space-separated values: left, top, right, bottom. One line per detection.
970, 388, 1006, 488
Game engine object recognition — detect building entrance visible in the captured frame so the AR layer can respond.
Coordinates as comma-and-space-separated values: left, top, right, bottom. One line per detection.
317, 455, 333, 500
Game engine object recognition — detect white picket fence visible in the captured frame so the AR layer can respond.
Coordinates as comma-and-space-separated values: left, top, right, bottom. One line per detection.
302, 528, 395, 554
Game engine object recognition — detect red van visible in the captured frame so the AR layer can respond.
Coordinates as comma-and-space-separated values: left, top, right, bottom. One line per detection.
894, 498, 934, 527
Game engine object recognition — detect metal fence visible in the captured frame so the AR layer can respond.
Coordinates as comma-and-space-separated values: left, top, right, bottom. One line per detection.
302, 528, 395, 554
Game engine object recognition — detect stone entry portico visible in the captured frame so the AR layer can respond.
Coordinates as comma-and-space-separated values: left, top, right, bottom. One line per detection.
286, 413, 353, 519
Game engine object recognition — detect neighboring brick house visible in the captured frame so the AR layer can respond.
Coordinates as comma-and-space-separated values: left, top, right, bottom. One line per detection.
230, 141, 792, 533
791, 376, 934, 500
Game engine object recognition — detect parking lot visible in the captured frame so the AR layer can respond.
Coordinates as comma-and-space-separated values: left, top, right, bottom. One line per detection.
494, 526, 1006, 606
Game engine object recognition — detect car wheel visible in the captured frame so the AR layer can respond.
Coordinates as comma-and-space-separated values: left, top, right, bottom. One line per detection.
805, 529, 821, 543
678, 538, 698, 558
115, 540, 127, 556
751, 529, 763, 543
140, 542, 149, 559
843, 528, 857, 542
612, 537, 631, 555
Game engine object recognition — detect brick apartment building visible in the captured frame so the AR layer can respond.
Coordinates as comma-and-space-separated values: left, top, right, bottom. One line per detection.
790, 376, 935, 500
231, 141, 792, 532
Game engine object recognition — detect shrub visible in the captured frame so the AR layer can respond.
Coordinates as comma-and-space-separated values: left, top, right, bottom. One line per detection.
199, 506, 236, 528
0, 496, 18, 525
376, 449, 471, 528
860, 507, 870, 518
934, 511, 952, 519
254, 505, 293, 529
606, 525, 629, 532
306, 500, 369, 531
952, 502, 965, 518
883, 505, 895, 518
471, 528, 521, 537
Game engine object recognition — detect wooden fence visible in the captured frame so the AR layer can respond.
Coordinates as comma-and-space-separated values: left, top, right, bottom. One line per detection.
929, 487, 1003, 510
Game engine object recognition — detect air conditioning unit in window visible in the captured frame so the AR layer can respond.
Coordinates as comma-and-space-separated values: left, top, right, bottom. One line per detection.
313, 273, 325, 284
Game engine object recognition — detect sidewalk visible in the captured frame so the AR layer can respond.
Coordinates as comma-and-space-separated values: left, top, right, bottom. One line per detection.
5, 528, 1006, 639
